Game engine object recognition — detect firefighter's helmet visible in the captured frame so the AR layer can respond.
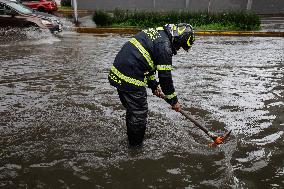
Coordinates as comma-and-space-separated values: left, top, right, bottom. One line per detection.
165, 23, 195, 51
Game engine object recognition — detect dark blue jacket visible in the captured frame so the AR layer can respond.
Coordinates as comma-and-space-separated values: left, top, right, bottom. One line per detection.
108, 27, 178, 105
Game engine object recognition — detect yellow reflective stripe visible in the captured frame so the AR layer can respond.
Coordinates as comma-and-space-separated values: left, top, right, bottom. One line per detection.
178, 27, 186, 35
129, 38, 154, 70
165, 92, 177, 99
156, 27, 164, 30
187, 36, 192, 47
147, 74, 155, 81
144, 77, 148, 84
109, 72, 121, 85
111, 66, 146, 87
157, 65, 172, 71
187, 37, 191, 47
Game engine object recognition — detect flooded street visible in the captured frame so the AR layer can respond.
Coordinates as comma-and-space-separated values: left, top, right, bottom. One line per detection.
0, 31, 283, 188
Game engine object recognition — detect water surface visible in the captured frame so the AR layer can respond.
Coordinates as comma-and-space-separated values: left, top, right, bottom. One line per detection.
0, 31, 283, 188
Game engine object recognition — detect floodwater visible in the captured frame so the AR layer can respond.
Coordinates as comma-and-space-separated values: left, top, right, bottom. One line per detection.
0, 29, 283, 189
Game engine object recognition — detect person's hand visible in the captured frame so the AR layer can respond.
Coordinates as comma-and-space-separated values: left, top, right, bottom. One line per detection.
153, 86, 164, 98
171, 102, 181, 112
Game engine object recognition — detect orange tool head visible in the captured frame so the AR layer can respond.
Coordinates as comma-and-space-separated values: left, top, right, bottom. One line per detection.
209, 130, 231, 147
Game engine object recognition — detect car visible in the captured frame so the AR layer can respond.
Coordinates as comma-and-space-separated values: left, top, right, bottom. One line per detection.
0, 0, 62, 33
21, 0, 57, 13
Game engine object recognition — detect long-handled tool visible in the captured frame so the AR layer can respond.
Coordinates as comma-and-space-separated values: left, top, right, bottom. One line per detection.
158, 92, 231, 146
179, 109, 231, 147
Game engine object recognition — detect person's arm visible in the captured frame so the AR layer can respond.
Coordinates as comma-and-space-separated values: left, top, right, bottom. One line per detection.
146, 70, 158, 90
155, 42, 181, 111
146, 71, 165, 98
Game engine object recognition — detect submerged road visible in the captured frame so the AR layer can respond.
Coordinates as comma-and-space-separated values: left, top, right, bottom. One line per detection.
0, 30, 283, 188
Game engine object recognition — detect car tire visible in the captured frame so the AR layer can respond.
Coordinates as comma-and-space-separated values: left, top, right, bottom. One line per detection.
24, 22, 38, 28
38, 7, 45, 12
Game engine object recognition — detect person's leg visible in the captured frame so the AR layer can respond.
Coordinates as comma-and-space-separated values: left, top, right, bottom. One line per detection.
117, 89, 148, 146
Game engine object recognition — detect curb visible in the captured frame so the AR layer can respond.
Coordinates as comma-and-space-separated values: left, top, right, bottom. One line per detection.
74, 27, 284, 37
196, 30, 284, 37
75, 27, 139, 34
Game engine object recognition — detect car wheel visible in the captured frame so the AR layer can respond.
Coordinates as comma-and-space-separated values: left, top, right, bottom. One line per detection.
38, 7, 45, 12
25, 22, 38, 28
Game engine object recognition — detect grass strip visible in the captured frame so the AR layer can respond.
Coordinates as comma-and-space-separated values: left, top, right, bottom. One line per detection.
93, 9, 260, 31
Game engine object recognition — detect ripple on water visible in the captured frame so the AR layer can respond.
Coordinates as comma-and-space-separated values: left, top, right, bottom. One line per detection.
0, 35, 283, 188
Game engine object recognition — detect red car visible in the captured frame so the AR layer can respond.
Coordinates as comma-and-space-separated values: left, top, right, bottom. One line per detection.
21, 0, 57, 13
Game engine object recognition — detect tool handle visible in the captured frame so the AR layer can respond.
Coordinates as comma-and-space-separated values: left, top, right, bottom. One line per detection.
179, 109, 210, 136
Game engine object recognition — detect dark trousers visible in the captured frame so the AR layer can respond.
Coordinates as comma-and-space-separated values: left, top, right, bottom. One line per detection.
117, 89, 148, 146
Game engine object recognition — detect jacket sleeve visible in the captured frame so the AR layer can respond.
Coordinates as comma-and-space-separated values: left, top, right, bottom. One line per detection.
155, 42, 178, 105
146, 71, 159, 91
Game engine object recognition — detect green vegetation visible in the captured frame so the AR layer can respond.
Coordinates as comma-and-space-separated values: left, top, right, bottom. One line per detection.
61, 0, 71, 7
93, 9, 260, 30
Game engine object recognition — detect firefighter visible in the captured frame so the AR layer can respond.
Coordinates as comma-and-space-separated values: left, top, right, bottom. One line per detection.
108, 23, 195, 147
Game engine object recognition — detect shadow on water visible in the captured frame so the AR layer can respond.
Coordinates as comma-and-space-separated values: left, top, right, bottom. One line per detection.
0, 32, 283, 188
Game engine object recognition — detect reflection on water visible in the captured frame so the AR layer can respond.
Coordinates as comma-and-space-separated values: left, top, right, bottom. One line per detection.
0, 32, 283, 188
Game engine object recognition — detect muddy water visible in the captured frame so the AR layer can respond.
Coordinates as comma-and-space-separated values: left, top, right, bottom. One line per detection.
0, 31, 283, 189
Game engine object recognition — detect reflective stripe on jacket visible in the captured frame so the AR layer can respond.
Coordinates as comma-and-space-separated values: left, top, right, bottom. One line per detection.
108, 27, 178, 105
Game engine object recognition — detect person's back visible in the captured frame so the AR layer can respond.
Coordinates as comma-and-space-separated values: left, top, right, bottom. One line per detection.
108, 23, 195, 147
109, 27, 174, 93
